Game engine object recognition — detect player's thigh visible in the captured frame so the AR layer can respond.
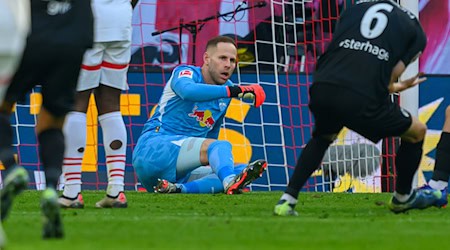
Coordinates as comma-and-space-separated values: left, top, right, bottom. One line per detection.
347, 101, 412, 143
4, 45, 41, 106
40, 45, 86, 117
132, 133, 187, 189
309, 85, 345, 139
176, 137, 207, 180
99, 40, 131, 91
76, 43, 105, 92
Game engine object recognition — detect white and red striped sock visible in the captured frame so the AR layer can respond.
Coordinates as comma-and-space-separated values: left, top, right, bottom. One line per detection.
99, 111, 127, 197
62, 111, 86, 198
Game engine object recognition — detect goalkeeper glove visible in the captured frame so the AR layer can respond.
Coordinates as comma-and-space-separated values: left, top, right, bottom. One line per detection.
227, 84, 266, 108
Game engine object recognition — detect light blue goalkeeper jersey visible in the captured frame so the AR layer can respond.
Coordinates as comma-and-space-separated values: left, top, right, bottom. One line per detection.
141, 65, 233, 139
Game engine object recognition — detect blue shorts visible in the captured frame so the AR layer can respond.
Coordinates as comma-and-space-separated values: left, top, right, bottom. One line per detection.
133, 131, 206, 191
132, 132, 183, 190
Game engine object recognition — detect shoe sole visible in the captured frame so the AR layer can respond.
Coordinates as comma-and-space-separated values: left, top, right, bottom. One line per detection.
58, 195, 84, 209
227, 160, 267, 194
95, 202, 128, 208
59, 201, 85, 209
95, 193, 128, 208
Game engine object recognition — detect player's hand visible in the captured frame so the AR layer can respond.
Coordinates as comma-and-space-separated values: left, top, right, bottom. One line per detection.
396, 72, 427, 92
227, 84, 266, 108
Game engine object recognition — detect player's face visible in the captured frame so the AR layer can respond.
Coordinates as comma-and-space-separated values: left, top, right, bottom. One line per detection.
204, 42, 237, 85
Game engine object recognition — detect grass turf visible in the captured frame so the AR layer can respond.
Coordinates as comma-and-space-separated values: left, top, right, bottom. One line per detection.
3, 190, 450, 249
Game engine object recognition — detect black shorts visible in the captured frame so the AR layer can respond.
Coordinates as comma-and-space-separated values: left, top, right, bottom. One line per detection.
309, 83, 412, 143
6, 41, 86, 117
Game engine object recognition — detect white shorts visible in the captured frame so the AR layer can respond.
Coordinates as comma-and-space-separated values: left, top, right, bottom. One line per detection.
0, 0, 30, 101
77, 40, 131, 91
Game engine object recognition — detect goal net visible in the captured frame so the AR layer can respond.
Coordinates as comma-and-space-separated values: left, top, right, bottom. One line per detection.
2, 0, 409, 193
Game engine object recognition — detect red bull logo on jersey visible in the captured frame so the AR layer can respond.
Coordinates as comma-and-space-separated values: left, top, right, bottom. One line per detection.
188, 106, 215, 128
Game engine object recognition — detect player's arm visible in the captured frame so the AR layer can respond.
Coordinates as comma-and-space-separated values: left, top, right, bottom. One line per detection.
171, 71, 229, 101
171, 68, 266, 107
388, 21, 427, 93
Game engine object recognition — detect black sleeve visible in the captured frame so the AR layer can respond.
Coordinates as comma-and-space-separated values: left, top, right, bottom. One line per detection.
400, 20, 427, 66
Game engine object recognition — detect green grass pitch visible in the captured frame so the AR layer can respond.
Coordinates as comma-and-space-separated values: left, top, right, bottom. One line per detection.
3, 191, 450, 249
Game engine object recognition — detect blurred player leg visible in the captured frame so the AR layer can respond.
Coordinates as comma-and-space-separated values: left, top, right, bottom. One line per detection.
0, 1, 30, 246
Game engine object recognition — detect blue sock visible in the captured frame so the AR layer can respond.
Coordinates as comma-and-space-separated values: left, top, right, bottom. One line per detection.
182, 174, 224, 193
233, 163, 246, 174
207, 140, 235, 184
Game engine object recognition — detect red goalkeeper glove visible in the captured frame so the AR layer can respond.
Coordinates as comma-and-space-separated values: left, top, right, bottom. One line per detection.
227, 84, 266, 108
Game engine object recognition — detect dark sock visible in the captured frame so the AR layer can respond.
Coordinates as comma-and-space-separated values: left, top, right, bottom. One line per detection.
395, 140, 424, 194
432, 132, 450, 182
0, 113, 16, 170
38, 129, 65, 189
285, 137, 332, 199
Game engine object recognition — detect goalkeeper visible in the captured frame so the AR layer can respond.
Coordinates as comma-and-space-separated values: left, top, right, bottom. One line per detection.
133, 36, 267, 195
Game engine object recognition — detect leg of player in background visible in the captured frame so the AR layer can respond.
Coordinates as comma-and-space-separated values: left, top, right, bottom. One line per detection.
421, 105, 450, 207
389, 116, 442, 213
95, 84, 128, 208
58, 90, 91, 208
93, 40, 130, 208
0, 99, 29, 220
36, 107, 66, 238
274, 136, 333, 216
0, 4, 30, 247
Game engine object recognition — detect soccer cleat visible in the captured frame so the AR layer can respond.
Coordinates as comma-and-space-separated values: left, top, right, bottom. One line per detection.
58, 193, 85, 209
154, 179, 181, 193
418, 184, 448, 208
225, 159, 268, 195
1, 165, 29, 221
388, 188, 443, 213
274, 200, 298, 216
41, 188, 64, 239
95, 192, 127, 208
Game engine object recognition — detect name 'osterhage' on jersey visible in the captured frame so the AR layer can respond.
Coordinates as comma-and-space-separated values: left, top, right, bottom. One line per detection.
339, 38, 389, 61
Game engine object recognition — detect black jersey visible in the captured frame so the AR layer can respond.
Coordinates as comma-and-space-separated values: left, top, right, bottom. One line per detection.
28, 0, 93, 48
313, 0, 426, 101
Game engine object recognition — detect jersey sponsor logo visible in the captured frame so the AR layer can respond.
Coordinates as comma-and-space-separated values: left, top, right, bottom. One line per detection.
45, 0, 72, 16
178, 70, 193, 78
219, 100, 227, 111
188, 106, 215, 128
339, 39, 389, 61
